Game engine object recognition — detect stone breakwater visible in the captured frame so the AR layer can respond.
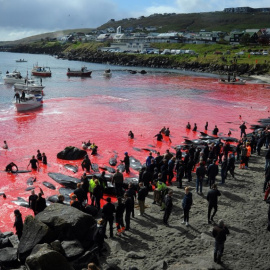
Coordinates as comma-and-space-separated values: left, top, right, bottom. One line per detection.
2, 44, 270, 76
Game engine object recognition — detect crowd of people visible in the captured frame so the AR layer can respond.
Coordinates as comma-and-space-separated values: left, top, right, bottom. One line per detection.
2, 120, 270, 267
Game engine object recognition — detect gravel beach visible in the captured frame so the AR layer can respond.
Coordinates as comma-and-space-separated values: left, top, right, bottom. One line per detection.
99, 148, 269, 270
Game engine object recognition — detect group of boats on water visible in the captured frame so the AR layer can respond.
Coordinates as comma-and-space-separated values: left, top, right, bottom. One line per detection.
1, 59, 248, 112
2, 62, 115, 112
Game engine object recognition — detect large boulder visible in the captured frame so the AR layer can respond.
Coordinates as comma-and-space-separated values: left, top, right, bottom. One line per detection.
61, 240, 84, 259
18, 215, 53, 262
0, 247, 19, 267
35, 203, 96, 248
26, 243, 75, 270
57, 146, 87, 160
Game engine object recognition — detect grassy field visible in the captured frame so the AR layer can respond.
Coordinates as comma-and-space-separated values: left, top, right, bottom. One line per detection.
99, 12, 270, 33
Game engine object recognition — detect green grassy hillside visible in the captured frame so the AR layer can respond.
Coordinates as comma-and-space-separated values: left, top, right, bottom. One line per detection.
99, 12, 270, 32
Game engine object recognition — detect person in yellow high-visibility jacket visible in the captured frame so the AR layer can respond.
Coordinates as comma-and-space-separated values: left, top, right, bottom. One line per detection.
89, 175, 100, 206
153, 174, 168, 206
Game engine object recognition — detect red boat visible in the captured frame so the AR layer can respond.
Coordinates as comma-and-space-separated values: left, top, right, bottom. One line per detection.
32, 65, 51, 77
67, 67, 92, 77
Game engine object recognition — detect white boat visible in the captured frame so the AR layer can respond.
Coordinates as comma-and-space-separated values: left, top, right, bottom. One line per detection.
3, 71, 26, 84
218, 79, 246, 85
13, 94, 43, 111
14, 80, 45, 92
103, 69, 112, 77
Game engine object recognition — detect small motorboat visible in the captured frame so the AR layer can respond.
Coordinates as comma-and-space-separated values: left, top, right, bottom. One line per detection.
16, 59, 27, 62
14, 79, 45, 92
3, 70, 26, 84
67, 66, 92, 77
32, 64, 51, 77
103, 69, 112, 78
14, 93, 43, 111
218, 79, 246, 85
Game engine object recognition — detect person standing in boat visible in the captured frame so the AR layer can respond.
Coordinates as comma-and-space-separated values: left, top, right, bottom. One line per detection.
21, 90, 25, 101
14, 92, 20, 103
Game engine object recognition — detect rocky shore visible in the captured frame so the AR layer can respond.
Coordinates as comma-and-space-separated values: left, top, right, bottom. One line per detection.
2, 44, 270, 76
0, 146, 269, 270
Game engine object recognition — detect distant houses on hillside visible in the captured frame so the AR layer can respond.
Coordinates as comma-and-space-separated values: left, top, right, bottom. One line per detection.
57, 26, 270, 53
224, 7, 270, 13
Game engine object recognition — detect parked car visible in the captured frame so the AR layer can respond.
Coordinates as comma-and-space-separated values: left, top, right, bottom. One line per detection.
214, 51, 222, 55
185, 50, 196, 55
175, 49, 185, 55
235, 51, 245, 55
161, 49, 171, 55
263, 51, 268, 55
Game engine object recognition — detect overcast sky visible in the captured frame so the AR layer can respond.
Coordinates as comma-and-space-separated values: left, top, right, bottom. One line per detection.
0, 0, 269, 41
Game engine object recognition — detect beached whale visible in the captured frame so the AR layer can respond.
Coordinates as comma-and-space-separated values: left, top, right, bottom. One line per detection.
27, 177, 36, 185
25, 186, 35, 191
133, 147, 142, 152
109, 156, 117, 166
129, 156, 143, 171
48, 172, 80, 189
91, 163, 99, 172
12, 197, 29, 208
123, 177, 139, 189
64, 164, 78, 173
12, 170, 31, 174
117, 164, 125, 172
43, 181, 56, 190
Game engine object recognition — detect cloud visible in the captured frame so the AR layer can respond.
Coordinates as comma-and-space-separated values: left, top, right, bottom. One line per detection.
0, 0, 124, 41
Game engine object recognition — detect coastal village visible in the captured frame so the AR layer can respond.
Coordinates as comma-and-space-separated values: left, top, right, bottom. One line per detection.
56, 7, 270, 55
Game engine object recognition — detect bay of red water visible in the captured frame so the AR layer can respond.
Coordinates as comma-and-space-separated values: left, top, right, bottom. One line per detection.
0, 52, 269, 232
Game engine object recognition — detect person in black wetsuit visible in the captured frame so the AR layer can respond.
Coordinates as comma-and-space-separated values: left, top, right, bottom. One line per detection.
29, 190, 38, 214
81, 154, 92, 172
35, 192, 46, 215
36, 150, 42, 161
186, 122, 191, 129
5, 162, 18, 172
121, 152, 130, 173
154, 131, 163, 141
128, 130, 134, 139
28, 155, 39, 170
213, 125, 219, 136
13, 209, 23, 240
42, 153, 47, 165
192, 123, 197, 131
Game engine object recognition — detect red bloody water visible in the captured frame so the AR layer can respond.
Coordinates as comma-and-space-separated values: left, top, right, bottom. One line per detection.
0, 72, 269, 232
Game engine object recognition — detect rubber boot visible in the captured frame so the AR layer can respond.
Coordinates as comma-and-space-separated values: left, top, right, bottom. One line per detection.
214, 253, 217, 262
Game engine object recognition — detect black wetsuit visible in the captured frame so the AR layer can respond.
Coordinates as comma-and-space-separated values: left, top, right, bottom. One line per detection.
5, 163, 18, 172
29, 158, 38, 169
154, 133, 163, 141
